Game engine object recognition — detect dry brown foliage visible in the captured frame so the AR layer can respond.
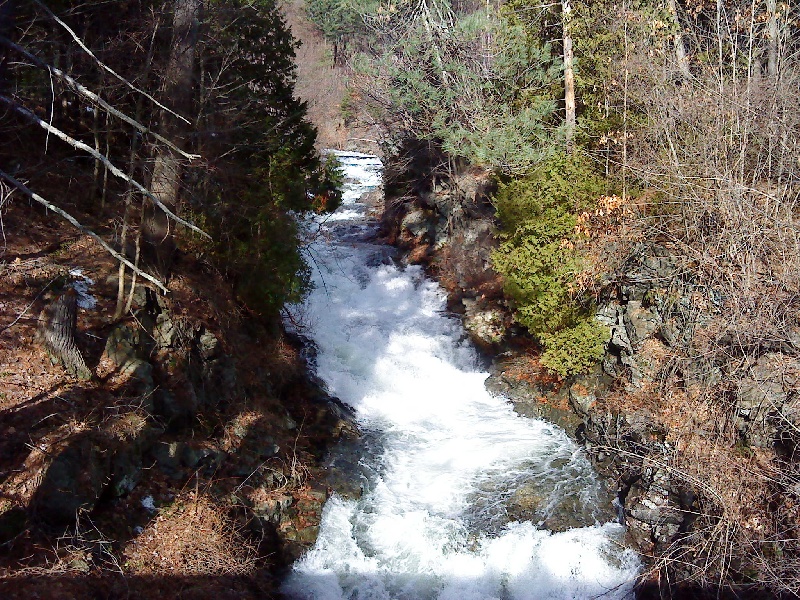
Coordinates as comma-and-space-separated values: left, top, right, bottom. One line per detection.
124, 492, 257, 577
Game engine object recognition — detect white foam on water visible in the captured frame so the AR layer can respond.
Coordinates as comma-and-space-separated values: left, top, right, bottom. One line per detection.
283, 154, 639, 599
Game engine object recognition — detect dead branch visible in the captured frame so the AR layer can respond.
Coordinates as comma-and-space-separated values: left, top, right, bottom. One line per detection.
32, 0, 191, 125
0, 35, 199, 161
0, 95, 210, 239
0, 169, 169, 293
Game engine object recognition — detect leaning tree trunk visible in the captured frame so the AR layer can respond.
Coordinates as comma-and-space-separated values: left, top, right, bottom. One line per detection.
142, 0, 201, 277
38, 288, 91, 380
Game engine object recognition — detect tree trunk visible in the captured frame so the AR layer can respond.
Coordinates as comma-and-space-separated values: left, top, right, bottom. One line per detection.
563, 0, 576, 153
766, 0, 779, 78
0, 0, 15, 94
38, 288, 91, 380
143, 0, 201, 276
667, 0, 691, 80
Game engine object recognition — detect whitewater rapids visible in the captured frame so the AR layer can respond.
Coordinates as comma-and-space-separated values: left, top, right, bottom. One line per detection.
282, 152, 640, 600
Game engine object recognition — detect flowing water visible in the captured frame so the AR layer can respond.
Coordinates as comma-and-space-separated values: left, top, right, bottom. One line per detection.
282, 152, 640, 600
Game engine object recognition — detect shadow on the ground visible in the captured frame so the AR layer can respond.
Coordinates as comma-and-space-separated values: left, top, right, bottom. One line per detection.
0, 572, 790, 600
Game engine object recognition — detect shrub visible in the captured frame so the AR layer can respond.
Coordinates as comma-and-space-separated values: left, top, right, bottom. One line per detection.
539, 316, 610, 377
492, 152, 608, 376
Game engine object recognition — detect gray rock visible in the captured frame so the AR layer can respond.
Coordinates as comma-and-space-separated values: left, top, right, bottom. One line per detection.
104, 324, 140, 366
401, 209, 433, 239
596, 303, 621, 327
151, 441, 185, 476
198, 331, 220, 360
609, 309, 633, 355
120, 358, 155, 400
627, 506, 684, 526
569, 380, 597, 417
153, 388, 196, 424
462, 299, 506, 347
109, 422, 161, 497
104, 325, 155, 401
736, 378, 785, 414
180, 445, 225, 471
33, 436, 111, 525
623, 300, 660, 348
252, 493, 293, 525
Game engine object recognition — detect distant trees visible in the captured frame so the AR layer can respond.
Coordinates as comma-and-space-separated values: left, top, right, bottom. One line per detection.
308, 0, 561, 174
0, 0, 339, 317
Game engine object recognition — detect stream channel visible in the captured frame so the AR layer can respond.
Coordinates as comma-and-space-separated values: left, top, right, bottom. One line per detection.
282, 152, 641, 599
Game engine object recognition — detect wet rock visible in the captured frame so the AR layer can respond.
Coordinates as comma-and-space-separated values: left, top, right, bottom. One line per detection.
485, 363, 582, 434
252, 493, 294, 526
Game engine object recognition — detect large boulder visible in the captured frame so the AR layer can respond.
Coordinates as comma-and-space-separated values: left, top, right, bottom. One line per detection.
32, 435, 110, 525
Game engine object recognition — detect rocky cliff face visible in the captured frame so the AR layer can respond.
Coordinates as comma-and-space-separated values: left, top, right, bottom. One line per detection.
381, 150, 509, 350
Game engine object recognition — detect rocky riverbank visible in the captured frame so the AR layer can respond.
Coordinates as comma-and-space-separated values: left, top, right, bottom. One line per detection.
379, 155, 800, 597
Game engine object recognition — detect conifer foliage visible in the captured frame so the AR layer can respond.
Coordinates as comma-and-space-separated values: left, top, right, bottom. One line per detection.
0, 0, 339, 316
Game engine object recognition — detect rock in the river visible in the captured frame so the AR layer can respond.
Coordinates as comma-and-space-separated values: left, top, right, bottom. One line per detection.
462, 298, 506, 347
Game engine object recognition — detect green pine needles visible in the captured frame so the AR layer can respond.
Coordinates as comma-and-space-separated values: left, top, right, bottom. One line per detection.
492, 153, 609, 377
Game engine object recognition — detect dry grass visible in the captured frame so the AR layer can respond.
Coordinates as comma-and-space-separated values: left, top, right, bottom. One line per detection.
124, 492, 257, 577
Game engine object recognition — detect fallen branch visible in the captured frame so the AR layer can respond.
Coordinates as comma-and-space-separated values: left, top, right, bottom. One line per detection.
0, 95, 210, 239
0, 35, 199, 161
33, 0, 190, 125
0, 170, 169, 293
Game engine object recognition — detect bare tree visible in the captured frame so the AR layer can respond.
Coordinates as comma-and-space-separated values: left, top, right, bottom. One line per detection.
562, 0, 576, 152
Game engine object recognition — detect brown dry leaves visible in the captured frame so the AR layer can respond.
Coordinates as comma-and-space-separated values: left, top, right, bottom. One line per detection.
124, 492, 257, 577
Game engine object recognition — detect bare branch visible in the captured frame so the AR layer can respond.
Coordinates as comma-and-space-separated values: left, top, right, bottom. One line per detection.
0, 36, 199, 161
0, 95, 211, 239
0, 169, 169, 294
32, 0, 191, 125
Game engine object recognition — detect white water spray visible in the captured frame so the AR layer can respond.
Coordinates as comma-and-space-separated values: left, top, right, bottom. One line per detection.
283, 152, 640, 600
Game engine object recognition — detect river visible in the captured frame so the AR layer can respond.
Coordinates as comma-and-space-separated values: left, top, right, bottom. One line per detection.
282, 152, 640, 600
